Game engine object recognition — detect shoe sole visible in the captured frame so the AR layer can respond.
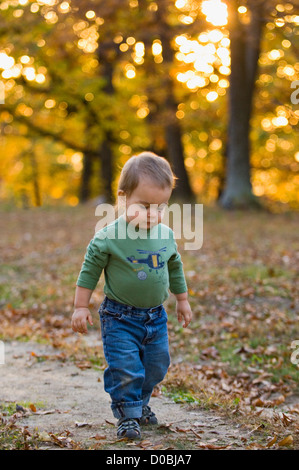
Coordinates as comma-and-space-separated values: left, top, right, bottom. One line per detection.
140, 417, 158, 426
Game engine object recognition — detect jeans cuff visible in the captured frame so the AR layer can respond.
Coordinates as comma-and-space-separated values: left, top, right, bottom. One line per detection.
111, 401, 143, 419
142, 393, 151, 407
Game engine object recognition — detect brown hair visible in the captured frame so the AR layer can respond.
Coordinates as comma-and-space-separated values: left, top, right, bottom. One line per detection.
117, 151, 178, 199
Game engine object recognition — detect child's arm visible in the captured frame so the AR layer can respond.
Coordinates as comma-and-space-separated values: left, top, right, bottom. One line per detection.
71, 286, 94, 334
72, 235, 109, 334
168, 231, 192, 328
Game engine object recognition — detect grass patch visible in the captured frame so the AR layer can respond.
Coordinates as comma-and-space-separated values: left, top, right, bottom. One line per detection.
164, 389, 201, 405
1, 401, 46, 415
0, 401, 48, 450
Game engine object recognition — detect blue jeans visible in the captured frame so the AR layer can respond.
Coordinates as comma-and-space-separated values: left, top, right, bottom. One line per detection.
98, 295, 170, 420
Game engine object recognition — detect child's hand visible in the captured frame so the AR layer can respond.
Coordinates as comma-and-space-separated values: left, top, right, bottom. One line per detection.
176, 299, 192, 328
71, 307, 93, 334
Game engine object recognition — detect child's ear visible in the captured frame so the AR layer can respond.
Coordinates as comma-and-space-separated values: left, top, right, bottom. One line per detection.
117, 192, 127, 211
117, 189, 126, 198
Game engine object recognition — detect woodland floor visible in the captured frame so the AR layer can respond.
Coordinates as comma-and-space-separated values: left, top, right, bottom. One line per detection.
0, 203, 298, 450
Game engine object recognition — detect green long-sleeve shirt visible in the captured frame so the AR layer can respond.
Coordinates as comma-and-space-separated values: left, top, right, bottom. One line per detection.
76, 214, 188, 308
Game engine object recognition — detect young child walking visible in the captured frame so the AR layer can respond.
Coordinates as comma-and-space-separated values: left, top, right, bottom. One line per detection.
71, 151, 192, 439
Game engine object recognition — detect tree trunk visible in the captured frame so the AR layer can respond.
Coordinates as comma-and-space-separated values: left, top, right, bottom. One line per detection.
219, 0, 265, 209
164, 117, 195, 202
158, 20, 195, 202
146, 95, 168, 157
80, 152, 93, 202
217, 141, 228, 201
100, 136, 114, 203
96, 44, 116, 203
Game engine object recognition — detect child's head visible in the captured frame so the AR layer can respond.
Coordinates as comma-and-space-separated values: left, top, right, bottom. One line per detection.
117, 151, 177, 229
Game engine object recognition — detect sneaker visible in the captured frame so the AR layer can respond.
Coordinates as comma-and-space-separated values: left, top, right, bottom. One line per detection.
117, 418, 141, 439
140, 405, 158, 425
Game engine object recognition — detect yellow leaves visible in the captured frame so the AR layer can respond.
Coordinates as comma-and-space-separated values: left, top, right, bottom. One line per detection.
187, 288, 196, 296
266, 435, 277, 447
91, 433, 106, 441
248, 434, 294, 449
47, 432, 82, 449
252, 395, 285, 408
277, 435, 294, 447
197, 441, 231, 449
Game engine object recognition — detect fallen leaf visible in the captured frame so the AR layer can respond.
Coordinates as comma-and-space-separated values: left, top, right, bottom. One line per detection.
249, 423, 265, 434
191, 429, 205, 439
158, 423, 175, 432
280, 412, 293, 425
201, 346, 219, 359
139, 439, 153, 448
246, 442, 267, 450
34, 409, 57, 415
266, 436, 277, 447
273, 395, 285, 406
75, 421, 92, 428
175, 427, 191, 433
75, 361, 92, 370
221, 380, 231, 393
38, 431, 52, 442
197, 441, 231, 449
277, 435, 293, 447
252, 398, 265, 407
91, 434, 106, 440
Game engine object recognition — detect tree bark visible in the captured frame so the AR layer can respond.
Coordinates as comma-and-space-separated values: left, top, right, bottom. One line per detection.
157, 5, 195, 203
146, 94, 168, 157
96, 43, 117, 203
100, 136, 114, 203
219, 0, 265, 209
80, 152, 93, 202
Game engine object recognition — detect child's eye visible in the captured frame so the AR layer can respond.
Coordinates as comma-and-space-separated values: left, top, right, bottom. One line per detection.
136, 203, 167, 212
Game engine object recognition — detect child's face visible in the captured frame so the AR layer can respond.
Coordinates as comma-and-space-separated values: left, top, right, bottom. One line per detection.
118, 177, 172, 229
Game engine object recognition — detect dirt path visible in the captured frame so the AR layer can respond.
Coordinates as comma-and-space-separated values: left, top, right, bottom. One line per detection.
1, 339, 264, 450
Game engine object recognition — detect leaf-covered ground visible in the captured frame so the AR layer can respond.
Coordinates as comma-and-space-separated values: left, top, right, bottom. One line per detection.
0, 204, 298, 450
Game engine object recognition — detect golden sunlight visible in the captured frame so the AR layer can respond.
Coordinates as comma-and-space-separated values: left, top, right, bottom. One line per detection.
201, 0, 228, 26
174, 25, 231, 92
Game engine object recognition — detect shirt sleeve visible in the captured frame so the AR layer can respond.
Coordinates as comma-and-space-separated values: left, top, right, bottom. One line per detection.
167, 231, 188, 295
76, 233, 110, 290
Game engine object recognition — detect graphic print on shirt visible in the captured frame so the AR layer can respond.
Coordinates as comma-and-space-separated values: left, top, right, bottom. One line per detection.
126, 247, 167, 283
